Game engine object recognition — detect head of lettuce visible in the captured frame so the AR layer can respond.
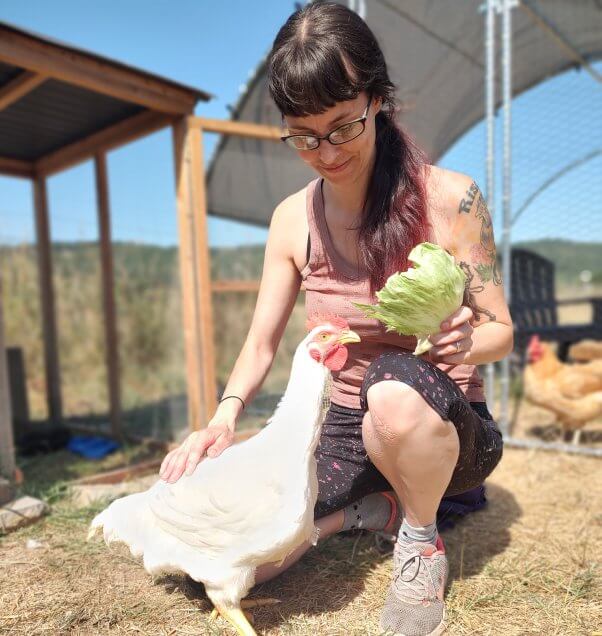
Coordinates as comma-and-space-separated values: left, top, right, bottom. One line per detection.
351, 242, 467, 356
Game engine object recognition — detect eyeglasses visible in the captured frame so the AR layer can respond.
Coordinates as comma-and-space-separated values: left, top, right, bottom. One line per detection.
280, 95, 372, 151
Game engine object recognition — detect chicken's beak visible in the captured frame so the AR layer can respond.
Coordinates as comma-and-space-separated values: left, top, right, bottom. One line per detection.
337, 328, 361, 345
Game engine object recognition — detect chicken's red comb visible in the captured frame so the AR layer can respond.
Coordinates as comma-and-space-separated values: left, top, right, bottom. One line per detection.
305, 313, 350, 332
528, 334, 541, 347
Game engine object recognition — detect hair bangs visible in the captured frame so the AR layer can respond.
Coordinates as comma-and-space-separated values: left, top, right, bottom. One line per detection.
267, 2, 431, 297
269, 45, 358, 117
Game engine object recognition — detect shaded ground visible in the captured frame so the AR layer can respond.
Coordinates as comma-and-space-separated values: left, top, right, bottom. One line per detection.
1, 446, 600, 635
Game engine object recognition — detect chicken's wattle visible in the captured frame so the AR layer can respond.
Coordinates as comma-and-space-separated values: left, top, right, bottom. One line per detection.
324, 343, 349, 371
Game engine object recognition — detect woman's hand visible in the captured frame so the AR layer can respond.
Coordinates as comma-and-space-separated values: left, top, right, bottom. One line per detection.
425, 305, 474, 365
159, 419, 235, 484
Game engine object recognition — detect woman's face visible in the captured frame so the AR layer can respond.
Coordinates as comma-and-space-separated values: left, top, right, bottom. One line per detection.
283, 91, 382, 183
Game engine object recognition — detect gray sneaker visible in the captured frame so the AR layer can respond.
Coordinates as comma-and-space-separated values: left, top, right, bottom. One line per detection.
379, 535, 448, 636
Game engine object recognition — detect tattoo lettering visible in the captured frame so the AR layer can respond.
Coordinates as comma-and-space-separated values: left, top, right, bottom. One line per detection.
458, 181, 479, 214
459, 261, 497, 323
460, 181, 502, 286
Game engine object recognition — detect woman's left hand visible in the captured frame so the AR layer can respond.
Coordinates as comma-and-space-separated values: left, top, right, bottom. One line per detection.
425, 305, 474, 365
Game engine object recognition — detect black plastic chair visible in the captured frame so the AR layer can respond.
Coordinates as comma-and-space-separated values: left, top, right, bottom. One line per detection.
510, 248, 602, 363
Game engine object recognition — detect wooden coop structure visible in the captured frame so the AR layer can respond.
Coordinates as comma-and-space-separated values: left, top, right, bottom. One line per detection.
0, 23, 283, 482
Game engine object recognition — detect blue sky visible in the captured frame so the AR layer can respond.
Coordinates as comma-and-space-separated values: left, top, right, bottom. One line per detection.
0, 0, 600, 248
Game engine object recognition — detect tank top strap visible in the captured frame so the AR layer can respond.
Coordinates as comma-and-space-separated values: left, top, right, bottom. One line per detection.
300, 177, 325, 281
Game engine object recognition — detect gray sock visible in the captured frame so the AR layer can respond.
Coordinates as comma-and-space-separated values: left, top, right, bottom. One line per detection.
398, 518, 438, 545
341, 493, 393, 531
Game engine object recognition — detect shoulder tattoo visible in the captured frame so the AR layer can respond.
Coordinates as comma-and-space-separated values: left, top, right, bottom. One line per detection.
458, 180, 502, 287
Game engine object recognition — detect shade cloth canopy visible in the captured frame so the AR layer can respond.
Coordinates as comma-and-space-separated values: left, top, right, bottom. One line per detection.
206, 0, 602, 227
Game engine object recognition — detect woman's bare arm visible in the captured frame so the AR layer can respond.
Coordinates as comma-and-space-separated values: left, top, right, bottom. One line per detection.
160, 193, 306, 482
213, 191, 306, 426
446, 173, 513, 365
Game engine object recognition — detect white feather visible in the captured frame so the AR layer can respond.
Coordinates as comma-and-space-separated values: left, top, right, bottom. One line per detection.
88, 332, 331, 609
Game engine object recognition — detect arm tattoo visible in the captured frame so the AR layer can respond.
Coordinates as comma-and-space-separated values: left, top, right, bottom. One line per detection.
459, 181, 479, 214
459, 181, 502, 286
459, 261, 497, 322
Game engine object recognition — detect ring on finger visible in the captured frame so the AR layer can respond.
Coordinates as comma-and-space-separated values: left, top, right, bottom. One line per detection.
454, 340, 461, 353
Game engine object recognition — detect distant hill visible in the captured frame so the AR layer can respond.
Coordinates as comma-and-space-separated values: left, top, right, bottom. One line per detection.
0, 237, 598, 425
514, 239, 602, 284
112, 238, 599, 283
0, 241, 267, 282
2, 237, 599, 284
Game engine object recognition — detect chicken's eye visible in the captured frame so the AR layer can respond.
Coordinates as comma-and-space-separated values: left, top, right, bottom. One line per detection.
318, 332, 330, 341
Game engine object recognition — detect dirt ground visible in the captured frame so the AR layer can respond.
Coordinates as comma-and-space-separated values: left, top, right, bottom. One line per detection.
1, 446, 601, 636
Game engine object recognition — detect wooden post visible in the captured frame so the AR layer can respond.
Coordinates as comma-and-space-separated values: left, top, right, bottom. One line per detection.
188, 123, 218, 424
32, 176, 62, 422
0, 277, 16, 481
95, 152, 122, 439
172, 117, 217, 430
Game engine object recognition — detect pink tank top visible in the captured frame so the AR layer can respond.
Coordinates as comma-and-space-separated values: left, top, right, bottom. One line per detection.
301, 177, 485, 409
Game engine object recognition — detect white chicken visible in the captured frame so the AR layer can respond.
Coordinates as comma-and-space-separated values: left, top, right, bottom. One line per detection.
87, 315, 360, 636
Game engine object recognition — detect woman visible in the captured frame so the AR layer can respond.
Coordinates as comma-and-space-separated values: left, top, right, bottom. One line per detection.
160, 3, 512, 635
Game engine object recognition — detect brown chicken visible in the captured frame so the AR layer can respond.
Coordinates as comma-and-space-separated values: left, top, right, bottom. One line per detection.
523, 335, 602, 444
569, 339, 602, 362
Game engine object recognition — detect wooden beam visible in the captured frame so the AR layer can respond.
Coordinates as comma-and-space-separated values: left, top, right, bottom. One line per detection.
32, 176, 62, 422
0, 156, 34, 179
69, 457, 163, 486
67, 427, 262, 486
94, 152, 122, 440
172, 118, 217, 431
188, 124, 218, 425
0, 70, 46, 112
189, 116, 282, 141
0, 26, 201, 114
173, 120, 200, 430
211, 280, 309, 293
0, 277, 16, 481
36, 110, 173, 177
212, 280, 261, 293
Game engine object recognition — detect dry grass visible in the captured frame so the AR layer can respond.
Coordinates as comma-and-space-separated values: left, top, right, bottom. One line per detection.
1, 447, 601, 635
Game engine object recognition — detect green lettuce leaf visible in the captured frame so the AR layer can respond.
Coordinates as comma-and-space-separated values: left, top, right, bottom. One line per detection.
351, 242, 466, 355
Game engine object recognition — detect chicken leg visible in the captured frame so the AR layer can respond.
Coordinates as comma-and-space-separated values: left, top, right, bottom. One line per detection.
210, 604, 256, 636
210, 598, 281, 635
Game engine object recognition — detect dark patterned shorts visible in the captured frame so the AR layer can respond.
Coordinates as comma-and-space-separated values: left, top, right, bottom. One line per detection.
313, 350, 504, 519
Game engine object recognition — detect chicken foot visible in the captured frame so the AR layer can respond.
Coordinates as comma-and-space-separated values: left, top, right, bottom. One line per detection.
210, 598, 281, 636
210, 604, 256, 636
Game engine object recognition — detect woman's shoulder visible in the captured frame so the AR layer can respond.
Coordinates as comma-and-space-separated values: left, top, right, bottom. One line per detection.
425, 164, 475, 215
274, 179, 315, 217
269, 181, 314, 271
270, 183, 310, 232
424, 165, 477, 251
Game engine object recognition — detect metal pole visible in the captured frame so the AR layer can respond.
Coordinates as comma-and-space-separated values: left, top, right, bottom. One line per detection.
504, 436, 602, 459
499, 0, 517, 435
0, 277, 16, 481
484, 0, 497, 411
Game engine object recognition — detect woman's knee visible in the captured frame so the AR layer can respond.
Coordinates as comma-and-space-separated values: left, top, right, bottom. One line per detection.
363, 380, 439, 440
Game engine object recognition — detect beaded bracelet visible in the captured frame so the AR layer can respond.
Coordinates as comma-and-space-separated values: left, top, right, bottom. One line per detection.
219, 395, 245, 410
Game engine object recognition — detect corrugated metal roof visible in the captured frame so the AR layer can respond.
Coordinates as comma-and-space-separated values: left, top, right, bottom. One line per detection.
0, 61, 20, 86
0, 21, 214, 168
0, 76, 145, 161
0, 20, 213, 102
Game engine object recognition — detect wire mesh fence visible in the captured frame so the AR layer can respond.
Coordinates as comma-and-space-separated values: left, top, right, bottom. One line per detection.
1, 2, 600, 460
493, 36, 602, 454
0, 131, 191, 445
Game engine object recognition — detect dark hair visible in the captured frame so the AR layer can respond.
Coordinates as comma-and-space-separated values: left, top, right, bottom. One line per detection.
267, 1, 432, 296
